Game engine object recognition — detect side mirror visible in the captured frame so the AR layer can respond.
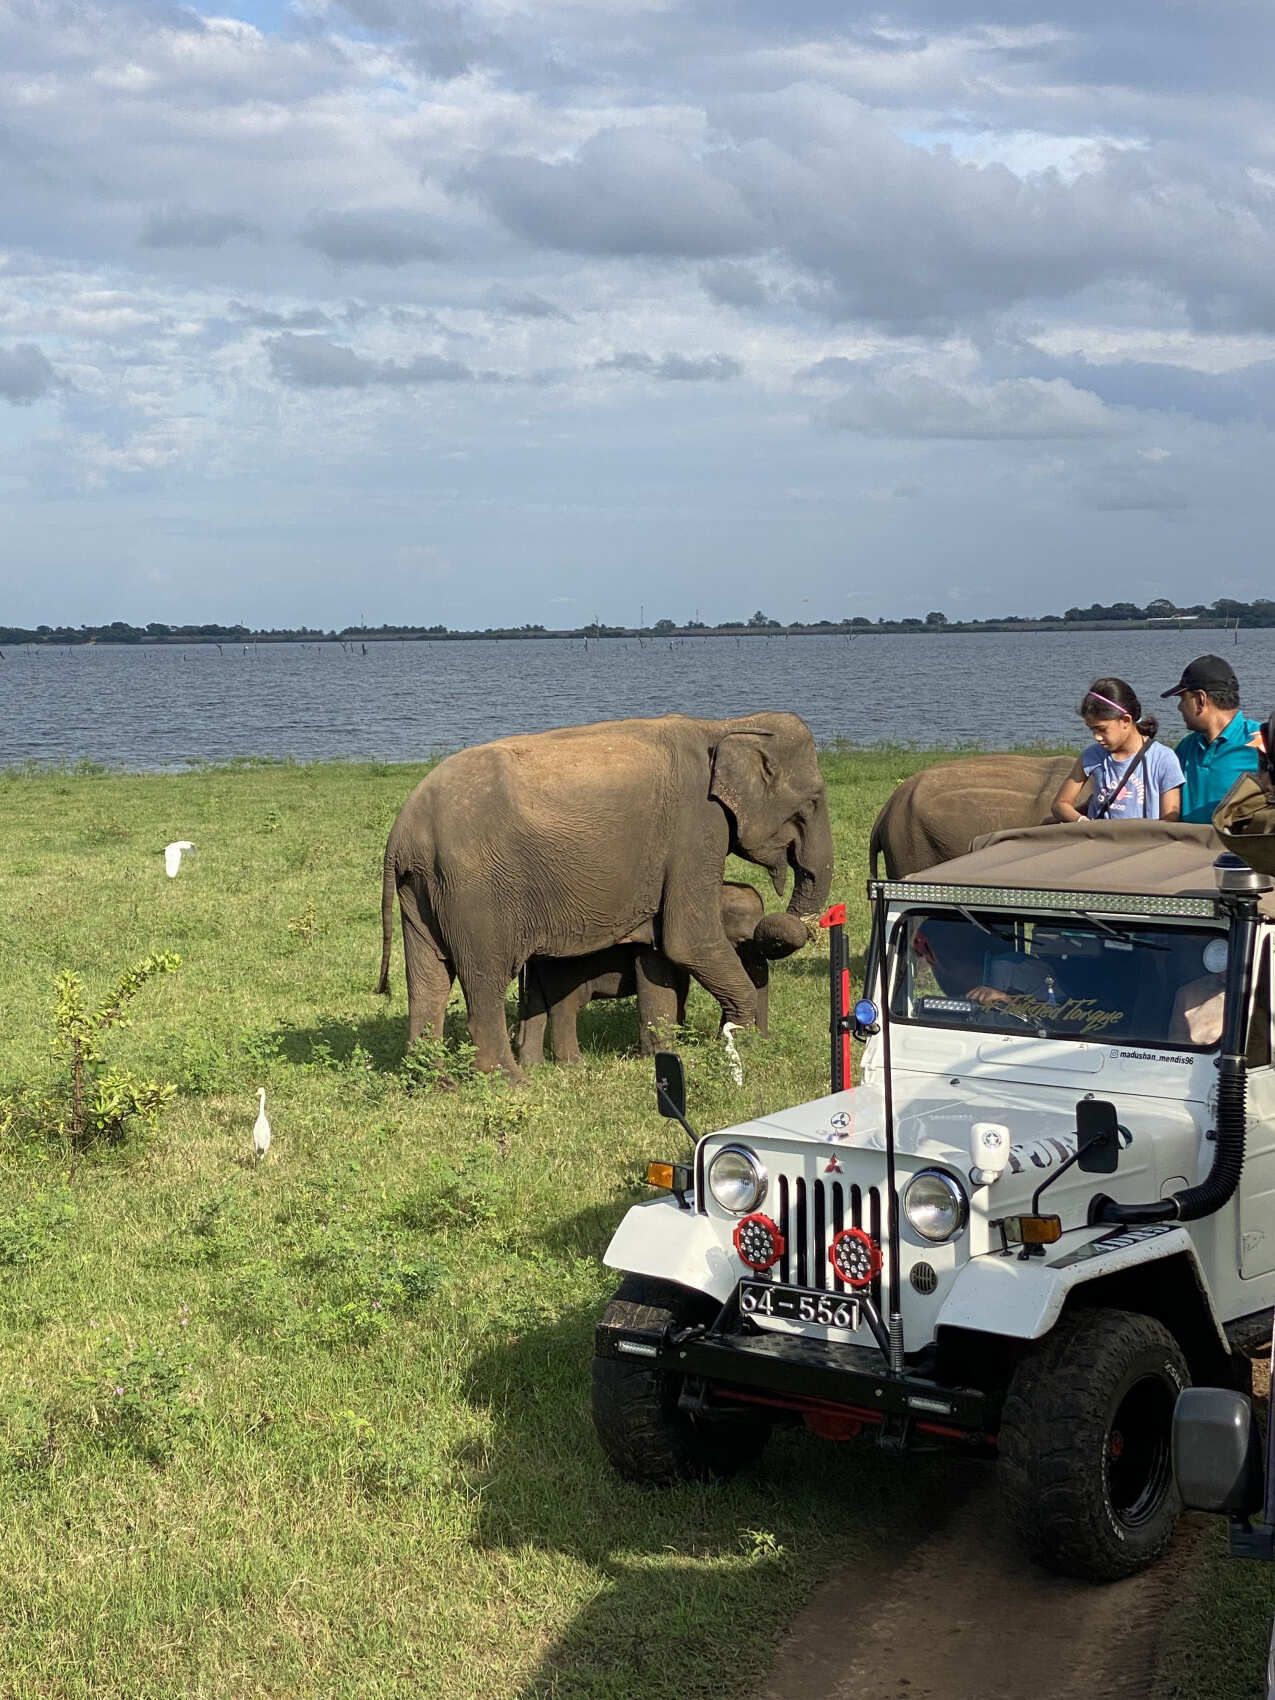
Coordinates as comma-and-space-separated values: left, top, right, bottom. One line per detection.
654, 1052, 687, 1122
1076, 1098, 1121, 1175
1173, 1387, 1264, 1515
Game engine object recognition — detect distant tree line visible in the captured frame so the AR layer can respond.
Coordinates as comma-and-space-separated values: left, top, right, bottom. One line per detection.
1, 595, 1271, 648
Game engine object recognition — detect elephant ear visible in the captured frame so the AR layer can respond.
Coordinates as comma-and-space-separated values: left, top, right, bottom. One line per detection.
708, 727, 774, 823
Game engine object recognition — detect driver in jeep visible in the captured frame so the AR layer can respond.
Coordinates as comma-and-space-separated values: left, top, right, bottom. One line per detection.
909, 913, 1215, 1048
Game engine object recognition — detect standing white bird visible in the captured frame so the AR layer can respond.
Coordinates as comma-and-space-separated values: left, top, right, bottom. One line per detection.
164, 840, 196, 878
252, 1087, 272, 1160
721, 1023, 745, 1087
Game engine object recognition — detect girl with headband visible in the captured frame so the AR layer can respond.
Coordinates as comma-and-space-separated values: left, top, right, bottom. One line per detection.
1052, 676, 1185, 822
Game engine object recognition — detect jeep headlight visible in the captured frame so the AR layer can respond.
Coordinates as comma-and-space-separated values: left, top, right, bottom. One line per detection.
707, 1145, 766, 1215
903, 1170, 968, 1243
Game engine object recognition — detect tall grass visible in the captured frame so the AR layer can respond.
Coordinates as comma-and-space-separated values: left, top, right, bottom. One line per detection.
0, 749, 1253, 1698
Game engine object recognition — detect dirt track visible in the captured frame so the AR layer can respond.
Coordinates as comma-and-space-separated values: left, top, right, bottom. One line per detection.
763, 1463, 1202, 1700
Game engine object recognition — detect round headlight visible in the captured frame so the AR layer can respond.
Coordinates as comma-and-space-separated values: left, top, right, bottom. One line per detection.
707, 1145, 766, 1215
903, 1170, 968, 1243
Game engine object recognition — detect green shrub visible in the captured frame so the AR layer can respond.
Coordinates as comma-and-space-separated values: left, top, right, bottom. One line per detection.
47, 952, 181, 1145
0, 1193, 76, 1268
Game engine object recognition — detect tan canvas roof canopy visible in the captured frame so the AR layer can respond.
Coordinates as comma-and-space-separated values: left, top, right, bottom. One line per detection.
908, 820, 1223, 899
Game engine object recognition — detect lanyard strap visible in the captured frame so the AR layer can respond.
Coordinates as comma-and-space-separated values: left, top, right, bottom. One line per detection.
1093, 738, 1152, 820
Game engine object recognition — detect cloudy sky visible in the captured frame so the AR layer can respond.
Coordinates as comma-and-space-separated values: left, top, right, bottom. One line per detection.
2, 0, 1274, 629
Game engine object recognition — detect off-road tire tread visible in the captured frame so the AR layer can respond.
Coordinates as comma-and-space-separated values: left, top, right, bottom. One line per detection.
591, 1276, 768, 1485
999, 1306, 1187, 1582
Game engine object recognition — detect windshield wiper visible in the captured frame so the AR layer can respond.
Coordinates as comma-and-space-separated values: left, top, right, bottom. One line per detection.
1069, 909, 1170, 952
957, 905, 1018, 946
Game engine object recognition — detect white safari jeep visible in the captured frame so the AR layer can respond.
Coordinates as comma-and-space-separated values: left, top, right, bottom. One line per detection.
591, 821, 1275, 1581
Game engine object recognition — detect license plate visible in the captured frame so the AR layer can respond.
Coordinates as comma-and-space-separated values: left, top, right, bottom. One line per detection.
739, 1280, 861, 1332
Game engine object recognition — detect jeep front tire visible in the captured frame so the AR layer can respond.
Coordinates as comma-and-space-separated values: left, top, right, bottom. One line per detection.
591, 1276, 770, 1484
999, 1306, 1188, 1582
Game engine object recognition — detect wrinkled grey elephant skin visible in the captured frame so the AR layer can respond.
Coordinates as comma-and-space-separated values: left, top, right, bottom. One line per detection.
869, 753, 1079, 879
378, 713, 834, 1081
517, 881, 801, 1067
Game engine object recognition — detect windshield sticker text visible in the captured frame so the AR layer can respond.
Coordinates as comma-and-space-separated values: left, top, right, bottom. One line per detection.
1114, 1049, 1193, 1066
987, 994, 1124, 1036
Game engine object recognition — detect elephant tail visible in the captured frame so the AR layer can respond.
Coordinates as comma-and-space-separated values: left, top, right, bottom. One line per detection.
868, 809, 885, 881
377, 828, 398, 995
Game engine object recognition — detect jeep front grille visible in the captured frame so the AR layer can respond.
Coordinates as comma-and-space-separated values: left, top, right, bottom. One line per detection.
774, 1175, 883, 1309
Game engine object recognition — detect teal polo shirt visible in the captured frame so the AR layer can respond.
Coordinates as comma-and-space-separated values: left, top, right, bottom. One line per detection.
1176, 711, 1262, 823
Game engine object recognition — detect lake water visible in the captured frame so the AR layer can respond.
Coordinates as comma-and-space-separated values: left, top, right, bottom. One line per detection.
2, 629, 1272, 770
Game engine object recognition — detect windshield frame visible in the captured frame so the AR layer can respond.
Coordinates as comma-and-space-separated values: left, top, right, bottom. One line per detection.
885, 905, 1231, 1055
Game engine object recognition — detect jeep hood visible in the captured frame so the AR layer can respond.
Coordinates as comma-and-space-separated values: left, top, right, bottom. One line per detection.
740, 1080, 1201, 1180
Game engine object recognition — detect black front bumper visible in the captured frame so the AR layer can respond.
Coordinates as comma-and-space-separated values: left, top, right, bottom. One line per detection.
596, 1317, 992, 1435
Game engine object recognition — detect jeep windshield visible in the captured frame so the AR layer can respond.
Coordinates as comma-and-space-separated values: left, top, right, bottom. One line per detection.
890, 909, 1226, 1051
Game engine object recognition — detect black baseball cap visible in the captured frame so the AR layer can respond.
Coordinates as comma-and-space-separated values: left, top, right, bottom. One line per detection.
1161, 654, 1239, 698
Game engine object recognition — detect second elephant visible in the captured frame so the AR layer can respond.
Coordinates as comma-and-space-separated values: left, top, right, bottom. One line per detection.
868, 753, 1082, 878
518, 883, 783, 1066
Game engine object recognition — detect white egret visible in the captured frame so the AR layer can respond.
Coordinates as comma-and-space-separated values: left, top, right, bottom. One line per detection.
252, 1087, 272, 1160
721, 1023, 745, 1087
164, 840, 195, 878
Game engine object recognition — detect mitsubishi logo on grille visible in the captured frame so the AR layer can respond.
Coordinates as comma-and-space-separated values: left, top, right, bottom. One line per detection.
824, 1155, 843, 1174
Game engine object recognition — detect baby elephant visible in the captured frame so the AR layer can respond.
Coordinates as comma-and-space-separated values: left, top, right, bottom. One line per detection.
517, 882, 776, 1067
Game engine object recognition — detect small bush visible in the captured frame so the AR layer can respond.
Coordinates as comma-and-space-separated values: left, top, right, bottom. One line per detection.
385, 1157, 499, 1236
0, 1193, 76, 1268
46, 952, 181, 1145
81, 1339, 197, 1463
287, 899, 318, 944
400, 1034, 479, 1093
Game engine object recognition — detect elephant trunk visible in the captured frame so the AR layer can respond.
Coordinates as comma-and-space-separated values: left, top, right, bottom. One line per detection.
784, 794, 834, 920
752, 796, 834, 958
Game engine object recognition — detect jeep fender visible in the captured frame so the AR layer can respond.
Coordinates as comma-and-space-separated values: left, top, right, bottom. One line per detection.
936, 1224, 1227, 1357
603, 1198, 738, 1304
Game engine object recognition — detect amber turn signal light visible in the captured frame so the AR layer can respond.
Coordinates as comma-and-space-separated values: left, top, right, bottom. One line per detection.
645, 1162, 693, 1194
1002, 1213, 1063, 1246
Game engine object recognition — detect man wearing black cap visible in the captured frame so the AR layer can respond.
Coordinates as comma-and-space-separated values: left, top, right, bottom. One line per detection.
1162, 654, 1263, 824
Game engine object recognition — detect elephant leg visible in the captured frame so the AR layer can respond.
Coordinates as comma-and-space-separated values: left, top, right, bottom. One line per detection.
398, 880, 454, 1043
739, 947, 770, 1037
516, 966, 548, 1069
455, 964, 523, 1083
517, 1010, 547, 1068
754, 970, 769, 1036
548, 984, 589, 1066
516, 959, 559, 1068
634, 951, 682, 1055
661, 911, 759, 1032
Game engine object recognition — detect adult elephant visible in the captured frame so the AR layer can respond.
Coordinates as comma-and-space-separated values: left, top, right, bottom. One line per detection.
377, 713, 832, 1081
517, 881, 795, 1067
869, 754, 1079, 878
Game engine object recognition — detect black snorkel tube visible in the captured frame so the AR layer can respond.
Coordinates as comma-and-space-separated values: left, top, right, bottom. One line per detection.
1099, 852, 1268, 1227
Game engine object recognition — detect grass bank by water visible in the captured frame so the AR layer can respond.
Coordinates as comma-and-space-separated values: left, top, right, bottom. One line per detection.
0, 750, 1268, 1699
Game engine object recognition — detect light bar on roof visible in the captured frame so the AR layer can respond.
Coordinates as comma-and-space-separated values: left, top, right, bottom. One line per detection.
870, 880, 1219, 919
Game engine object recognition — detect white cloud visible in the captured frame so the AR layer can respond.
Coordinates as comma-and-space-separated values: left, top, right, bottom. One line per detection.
825, 372, 1119, 439
1, 0, 1275, 627
266, 332, 473, 386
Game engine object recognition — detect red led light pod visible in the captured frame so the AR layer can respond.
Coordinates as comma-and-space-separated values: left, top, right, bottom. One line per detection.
828, 1226, 882, 1289
733, 1212, 785, 1271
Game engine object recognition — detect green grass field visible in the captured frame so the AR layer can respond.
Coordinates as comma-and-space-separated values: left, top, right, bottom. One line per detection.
0, 750, 1270, 1699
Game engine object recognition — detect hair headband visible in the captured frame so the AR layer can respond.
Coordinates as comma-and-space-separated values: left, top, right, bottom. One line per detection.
1085, 689, 1133, 719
